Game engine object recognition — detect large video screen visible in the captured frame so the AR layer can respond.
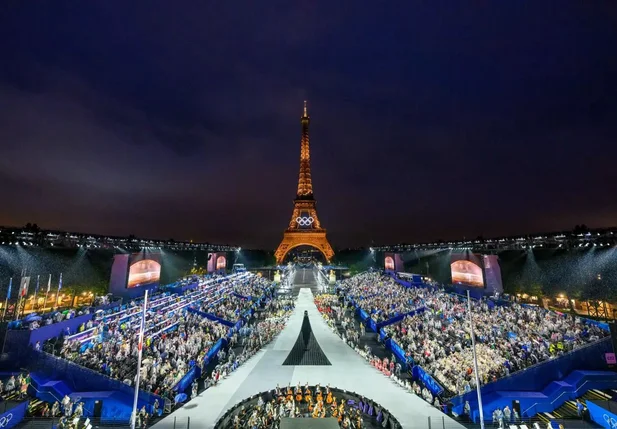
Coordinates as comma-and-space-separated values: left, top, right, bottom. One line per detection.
127, 253, 162, 289
384, 256, 395, 270
450, 260, 484, 287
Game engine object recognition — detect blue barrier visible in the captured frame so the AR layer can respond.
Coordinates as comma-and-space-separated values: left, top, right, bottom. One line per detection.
233, 319, 244, 332
0, 400, 28, 429
358, 309, 370, 322
186, 307, 234, 327
232, 292, 250, 300
388, 339, 411, 370
29, 313, 94, 345
587, 400, 617, 429
412, 365, 444, 397
166, 281, 199, 295
173, 364, 201, 393
204, 338, 227, 365
584, 318, 610, 332
375, 306, 426, 331
368, 318, 377, 332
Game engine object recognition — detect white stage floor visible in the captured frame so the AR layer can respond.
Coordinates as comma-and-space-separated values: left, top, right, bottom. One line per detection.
153, 286, 463, 429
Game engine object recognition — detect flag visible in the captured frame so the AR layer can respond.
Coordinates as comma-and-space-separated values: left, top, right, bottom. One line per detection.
6, 278, 12, 300
35, 275, 40, 295
19, 277, 31, 297
47, 274, 52, 293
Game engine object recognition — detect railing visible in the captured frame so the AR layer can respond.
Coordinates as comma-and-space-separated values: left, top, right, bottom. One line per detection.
27, 383, 62, 405
521, 379, 591, 417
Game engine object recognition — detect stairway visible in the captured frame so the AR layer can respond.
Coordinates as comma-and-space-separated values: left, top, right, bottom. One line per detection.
538, 389, 612, 422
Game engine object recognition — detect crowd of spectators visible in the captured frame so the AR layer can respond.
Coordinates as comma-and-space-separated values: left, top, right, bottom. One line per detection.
382, 288, 608, 394
338, 272, 423, 323
207, 295, 256, 321
57, 310, 227, 398
45, 273, 275, 400
193, 276, 272, 321
316, 295, 362, 347
15, 275, 224, 332
232, 276, 271, 299
201, 297, 294, 391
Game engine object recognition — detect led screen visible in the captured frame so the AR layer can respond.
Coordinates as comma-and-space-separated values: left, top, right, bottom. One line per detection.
450, 260, 484, 287
384, 256, 395, 270
127, 258, 161, 288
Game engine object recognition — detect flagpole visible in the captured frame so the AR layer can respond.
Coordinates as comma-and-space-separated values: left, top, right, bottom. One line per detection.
15, 269, 25, 321
467, 290, 485, 429
56, 273, 63, 308
33, 275, 40, 312
43, 275, 51, 312
131, 290, 148, 429
16, 272, 24, 321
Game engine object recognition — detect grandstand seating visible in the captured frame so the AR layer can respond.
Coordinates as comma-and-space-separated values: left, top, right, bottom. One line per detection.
337, 271, 616, 424
18, 272, 272, 424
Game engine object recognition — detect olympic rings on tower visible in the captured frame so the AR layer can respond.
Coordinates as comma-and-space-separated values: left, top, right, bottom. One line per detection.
296, 217, 314, 226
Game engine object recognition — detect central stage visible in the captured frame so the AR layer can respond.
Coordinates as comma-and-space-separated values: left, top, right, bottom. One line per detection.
280, 418, 339, 429
152, 270, 463, 429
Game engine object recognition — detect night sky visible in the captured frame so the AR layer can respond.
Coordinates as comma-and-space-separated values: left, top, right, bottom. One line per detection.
1, 2, 616, 249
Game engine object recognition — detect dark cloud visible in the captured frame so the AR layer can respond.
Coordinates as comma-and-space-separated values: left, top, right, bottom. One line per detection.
0, 1, 616, 248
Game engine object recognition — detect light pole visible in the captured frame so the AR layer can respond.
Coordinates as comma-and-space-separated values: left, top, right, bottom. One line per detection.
467, 290, 485, 428
131, 290, 148, 429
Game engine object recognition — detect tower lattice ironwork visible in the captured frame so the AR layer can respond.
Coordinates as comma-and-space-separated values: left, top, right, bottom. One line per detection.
274, 101, 334, 264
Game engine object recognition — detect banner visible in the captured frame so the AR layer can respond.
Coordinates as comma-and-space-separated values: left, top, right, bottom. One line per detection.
412, 365, 444, 396
587, 400, 617, 429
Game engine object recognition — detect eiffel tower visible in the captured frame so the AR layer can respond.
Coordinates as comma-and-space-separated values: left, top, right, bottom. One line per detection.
274, 101, 334, 264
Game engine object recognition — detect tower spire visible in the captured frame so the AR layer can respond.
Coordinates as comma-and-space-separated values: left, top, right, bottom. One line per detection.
296, 101, 313, 198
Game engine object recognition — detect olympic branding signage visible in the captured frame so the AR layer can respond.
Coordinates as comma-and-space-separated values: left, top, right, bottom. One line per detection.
605, 414, 617, 429
0, 414, 12, 428
0, 400, 28, 429
587, 399, 617, 429
296, 216, 314, 227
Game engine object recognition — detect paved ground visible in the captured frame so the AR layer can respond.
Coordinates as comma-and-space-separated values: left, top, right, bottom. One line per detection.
152, 268, 464, 429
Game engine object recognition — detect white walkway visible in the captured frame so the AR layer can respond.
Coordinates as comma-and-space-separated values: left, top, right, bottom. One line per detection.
153, 288, 464, 429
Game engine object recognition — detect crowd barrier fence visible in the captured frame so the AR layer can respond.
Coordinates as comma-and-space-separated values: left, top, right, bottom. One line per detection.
0, 400, 28, 429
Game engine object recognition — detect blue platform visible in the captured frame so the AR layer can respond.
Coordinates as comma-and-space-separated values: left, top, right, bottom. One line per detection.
28, 351, 163, 423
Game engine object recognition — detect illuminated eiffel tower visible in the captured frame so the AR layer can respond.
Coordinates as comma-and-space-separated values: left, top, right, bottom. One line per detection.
274, 101, 334, 264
